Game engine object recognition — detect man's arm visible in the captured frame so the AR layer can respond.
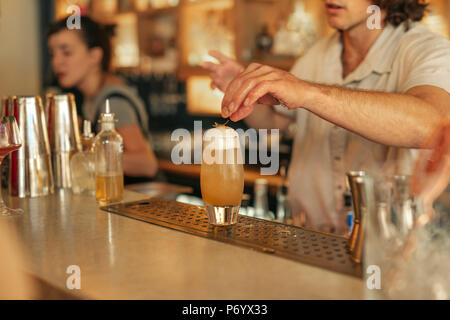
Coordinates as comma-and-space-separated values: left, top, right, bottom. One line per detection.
305, 84, 449, 148
222, 64, 450, 148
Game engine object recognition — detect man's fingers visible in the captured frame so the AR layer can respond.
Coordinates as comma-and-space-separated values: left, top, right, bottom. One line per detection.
229, 104, 254, 122
208, 50, 231, 64
223, 72, 278, 115
245, 80, 275, 107
247, 80, 289, 108
203, 61, 219, 72
257, 94, 279, 105
222, 65, 271, 108
225, 78, 278, 121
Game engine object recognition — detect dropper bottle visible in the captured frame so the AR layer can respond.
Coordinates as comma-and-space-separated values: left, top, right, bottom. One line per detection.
93, 99, 124, 204
81, 120, 94, 151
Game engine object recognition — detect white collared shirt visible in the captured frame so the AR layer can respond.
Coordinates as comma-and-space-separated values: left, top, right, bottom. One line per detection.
276, 22, 450, 234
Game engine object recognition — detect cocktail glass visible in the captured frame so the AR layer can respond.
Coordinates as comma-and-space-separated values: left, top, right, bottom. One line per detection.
0, 116, 22, 216
200, 125, 244, 226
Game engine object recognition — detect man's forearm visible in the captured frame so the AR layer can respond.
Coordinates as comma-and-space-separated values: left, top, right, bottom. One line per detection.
304, 84, 449, 148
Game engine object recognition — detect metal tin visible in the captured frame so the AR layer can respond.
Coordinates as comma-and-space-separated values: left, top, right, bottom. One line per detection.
346, 171, 366, 253
46, 94, 81, 189
9, 96, 54, 198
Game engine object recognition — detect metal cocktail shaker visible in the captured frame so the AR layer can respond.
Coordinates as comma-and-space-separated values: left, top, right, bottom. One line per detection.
46, 94, 82, 189
346, 171, 366, 262
9, 96, 54, 198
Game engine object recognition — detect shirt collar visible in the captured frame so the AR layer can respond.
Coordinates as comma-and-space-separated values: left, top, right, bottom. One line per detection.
326, 22, 410, 85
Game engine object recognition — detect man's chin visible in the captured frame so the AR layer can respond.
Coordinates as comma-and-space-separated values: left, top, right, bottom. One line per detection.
327, 20, 346, 31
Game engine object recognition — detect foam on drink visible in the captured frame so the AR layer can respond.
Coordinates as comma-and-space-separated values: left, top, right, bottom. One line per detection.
202, 124, 243, 165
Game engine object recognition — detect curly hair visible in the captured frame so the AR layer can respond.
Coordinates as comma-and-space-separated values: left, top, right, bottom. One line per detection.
372, 0, 429, 26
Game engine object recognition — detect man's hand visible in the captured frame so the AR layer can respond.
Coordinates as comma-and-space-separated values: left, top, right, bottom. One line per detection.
411, 121, 450, 207
222, 63, 309, 121
202, 50, 244, 93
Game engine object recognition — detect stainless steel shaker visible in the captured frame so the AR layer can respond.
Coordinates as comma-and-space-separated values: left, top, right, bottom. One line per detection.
46, 94, 81, 189
9, 96, 54, 198
346, 171, 366, 255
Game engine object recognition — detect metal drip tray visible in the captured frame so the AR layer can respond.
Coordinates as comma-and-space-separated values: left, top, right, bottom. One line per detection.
101, 198, 362, 278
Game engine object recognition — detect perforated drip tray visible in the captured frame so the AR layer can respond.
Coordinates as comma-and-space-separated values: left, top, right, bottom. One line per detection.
101, 198, 362, 278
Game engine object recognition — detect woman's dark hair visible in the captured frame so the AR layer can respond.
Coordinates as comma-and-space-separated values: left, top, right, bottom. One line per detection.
372, 0, 429, 26
47, 16, 112, 72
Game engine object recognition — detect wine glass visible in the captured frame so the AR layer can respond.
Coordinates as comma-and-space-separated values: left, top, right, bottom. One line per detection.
0, 116, 22, 216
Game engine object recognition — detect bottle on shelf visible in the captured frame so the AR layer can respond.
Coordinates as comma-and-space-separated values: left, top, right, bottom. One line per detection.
255, 24, 273, 57
254, 178, 274, 221
93, 100, 124, 205
70, 120, 95, 196
240, 193, 251, 217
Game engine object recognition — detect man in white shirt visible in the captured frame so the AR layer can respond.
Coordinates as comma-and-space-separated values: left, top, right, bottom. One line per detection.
204, 0, 450, 234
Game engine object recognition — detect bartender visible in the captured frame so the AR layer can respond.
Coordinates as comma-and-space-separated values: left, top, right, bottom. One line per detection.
204, 0, 450, 234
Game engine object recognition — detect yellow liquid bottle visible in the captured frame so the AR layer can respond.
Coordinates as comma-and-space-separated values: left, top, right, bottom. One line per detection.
95, 172, 124, 204
93, 100, 124, 205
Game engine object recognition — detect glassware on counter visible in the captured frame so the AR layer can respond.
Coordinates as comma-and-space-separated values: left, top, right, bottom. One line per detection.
254, 178, 274, 221
201, 124, 244, 226
275, 165, 290, 224
46, 93, 82, 189
70, 120, 95, 196
346, 171, 366, 253
0, 116, 22, 216
10, 96, 54, 198
363, 121, 450, 299
93, 100, 124, 205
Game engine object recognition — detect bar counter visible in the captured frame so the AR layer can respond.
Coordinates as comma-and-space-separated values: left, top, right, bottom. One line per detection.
6, 190, 364, 299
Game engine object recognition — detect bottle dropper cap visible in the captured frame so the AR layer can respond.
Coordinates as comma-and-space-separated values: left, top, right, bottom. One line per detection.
82, 120, 93, 139
100, 99, 116, 122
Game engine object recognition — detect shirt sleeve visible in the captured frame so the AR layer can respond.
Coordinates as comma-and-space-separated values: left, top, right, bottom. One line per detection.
108, 97, 140, 129
397, 31, 450, 93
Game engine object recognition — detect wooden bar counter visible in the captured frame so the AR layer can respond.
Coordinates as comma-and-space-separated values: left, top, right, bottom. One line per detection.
4, 190, 364, 299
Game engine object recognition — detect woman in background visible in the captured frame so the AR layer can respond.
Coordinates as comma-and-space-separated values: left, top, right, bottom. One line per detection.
47, 16, 158, 182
